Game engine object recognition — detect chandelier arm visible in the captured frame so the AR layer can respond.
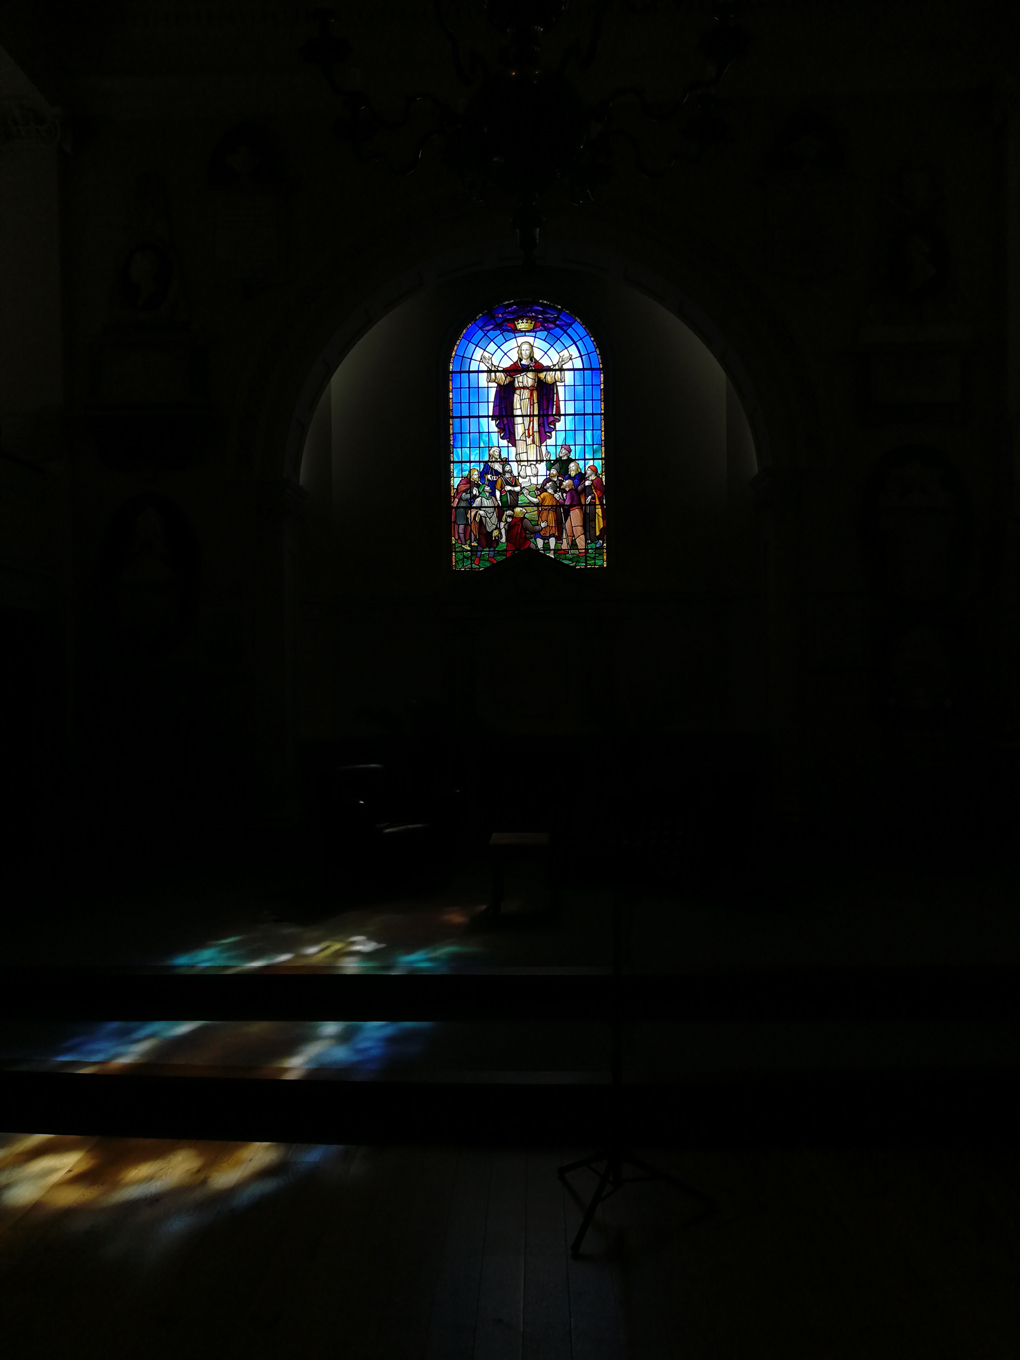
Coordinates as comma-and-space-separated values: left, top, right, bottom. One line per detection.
350, 90, 456, 136
338, 98, 455, 177
553, 0, 611, 80
344, 138, 419, 177
388, 127, 452, 177
298, 12, 354, 100
565, 173, 609, 207
597, 126, 693, 179
434, 0, 491, 88
336, 88, 458, 171
714, 53, 739, 85
595, 74, 722, 129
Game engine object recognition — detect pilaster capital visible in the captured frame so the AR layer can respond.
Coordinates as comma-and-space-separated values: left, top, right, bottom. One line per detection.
0, 100, 62, 148
237, 477, 308, 524
750, 467, 802, 515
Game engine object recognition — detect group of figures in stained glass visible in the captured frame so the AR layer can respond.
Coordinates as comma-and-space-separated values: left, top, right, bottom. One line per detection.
450, 302, 606, 570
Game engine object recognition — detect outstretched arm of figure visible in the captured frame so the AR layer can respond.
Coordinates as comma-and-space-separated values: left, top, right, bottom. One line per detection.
539, 351, 574, 382
480, 352, 509, 385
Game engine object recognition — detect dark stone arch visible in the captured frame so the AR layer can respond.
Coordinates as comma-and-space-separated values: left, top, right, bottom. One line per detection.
223, 213, 821, 832
223, 212, 823, 486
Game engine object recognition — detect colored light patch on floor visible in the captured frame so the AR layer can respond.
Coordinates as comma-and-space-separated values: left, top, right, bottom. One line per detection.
166, 907, 484, 974
0, 908, 487, 1079
0, 1132, 342, 1255
45, 1017, 436, 1077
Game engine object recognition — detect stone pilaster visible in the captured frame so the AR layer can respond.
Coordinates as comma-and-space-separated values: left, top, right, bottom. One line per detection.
235, 476, 307, 826
750, 466, 805, 828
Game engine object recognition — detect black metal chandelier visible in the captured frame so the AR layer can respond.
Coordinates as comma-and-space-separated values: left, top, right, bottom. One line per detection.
301, 1, 746, 265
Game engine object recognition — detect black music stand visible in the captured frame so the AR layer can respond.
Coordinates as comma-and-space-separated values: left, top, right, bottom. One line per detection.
557, 840, 716, 1257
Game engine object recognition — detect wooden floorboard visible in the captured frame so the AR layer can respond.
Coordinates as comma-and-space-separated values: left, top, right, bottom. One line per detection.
276, 1142, 418, 1360
206, 1144, 333, 1349
291, 1142, 413, 1360
3, 1138, 284, 1360
146, 1140, 349, 1360
962, 1148, 1020, 1350
3, 1137, 1020, 1359
597, 1163, 682, 1360
892, 1148, 1020, 1357
565, 1180, 623, 1360
374, 1144, 461, 1360
728, 1150, 869, 1360
253, 1142, 367, 1359
0, 1132, 99, 1244
424, 1147, 492, 1360
0, 1130, 101, 1307
474, 1147, 526, 1360
808, 1146, 1020, 1360
522, 1149, 572, 1360
129, 1141, 302, 1360
345, 1145, 438, 1360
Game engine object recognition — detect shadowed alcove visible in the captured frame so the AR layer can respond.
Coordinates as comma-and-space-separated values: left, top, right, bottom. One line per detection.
293, 264, 764, 898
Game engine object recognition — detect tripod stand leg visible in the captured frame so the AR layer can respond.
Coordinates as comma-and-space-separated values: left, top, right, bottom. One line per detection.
557, 1151, 604, 1180
569, 1158, 614, 1258
626, 1152, 716, 1206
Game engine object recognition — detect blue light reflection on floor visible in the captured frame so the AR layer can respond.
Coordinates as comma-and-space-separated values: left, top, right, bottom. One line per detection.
1, 910, 488, 1253
55, 1019, 205, 1065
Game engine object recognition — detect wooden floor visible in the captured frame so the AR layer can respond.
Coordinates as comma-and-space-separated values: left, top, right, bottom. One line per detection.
4, 859, 1020, 1356
2, 1133, 1019, 1359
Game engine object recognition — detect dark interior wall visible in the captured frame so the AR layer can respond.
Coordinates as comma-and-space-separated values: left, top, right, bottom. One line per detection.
1, 2, 1017, 878
0, 132, 62, 423
295, 268, 760, 747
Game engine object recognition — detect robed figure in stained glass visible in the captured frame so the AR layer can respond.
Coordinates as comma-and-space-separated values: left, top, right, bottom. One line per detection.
450, 300, 604, 573
481, 340, 573, 487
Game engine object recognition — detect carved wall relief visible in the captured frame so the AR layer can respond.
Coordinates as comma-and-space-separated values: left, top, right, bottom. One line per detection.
88, 173, 213, 466
208, 124, 288, 300
762, 110, 854, 281
885, 621, 960, 716
862, 445, 971, 603
98, 494, 200, 655
861, 446, 974, 768
104, 172, 189, 335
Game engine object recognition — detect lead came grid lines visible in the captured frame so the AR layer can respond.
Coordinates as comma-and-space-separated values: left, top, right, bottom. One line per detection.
450, 301, 606, 571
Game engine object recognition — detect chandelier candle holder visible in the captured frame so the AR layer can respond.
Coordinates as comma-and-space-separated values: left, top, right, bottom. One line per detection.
301, 0, 747, 264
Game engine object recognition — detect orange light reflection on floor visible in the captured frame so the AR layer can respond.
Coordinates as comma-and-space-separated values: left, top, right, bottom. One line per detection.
0, 1131, 340, 1251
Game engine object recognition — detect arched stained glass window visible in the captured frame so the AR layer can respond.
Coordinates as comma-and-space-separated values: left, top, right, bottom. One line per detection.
451, 300, 606, 571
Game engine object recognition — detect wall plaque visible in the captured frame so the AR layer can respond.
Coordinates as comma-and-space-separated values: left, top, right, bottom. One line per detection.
868, 350, 962, 406
856, 325, 971, 424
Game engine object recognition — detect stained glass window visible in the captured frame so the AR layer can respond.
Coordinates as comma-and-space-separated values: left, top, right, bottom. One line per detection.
451, 300, 606, 571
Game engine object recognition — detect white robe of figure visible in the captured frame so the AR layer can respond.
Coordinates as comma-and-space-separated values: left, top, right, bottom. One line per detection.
487, 365, 566, 487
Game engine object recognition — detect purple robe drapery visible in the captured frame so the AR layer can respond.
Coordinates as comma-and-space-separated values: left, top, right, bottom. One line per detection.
490, 362, 562, 449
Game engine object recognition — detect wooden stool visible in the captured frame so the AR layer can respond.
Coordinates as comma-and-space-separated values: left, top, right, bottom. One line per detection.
486, 831, 555, 919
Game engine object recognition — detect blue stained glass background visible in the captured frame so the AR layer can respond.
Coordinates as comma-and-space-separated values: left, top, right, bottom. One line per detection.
450, 304, 603, 483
